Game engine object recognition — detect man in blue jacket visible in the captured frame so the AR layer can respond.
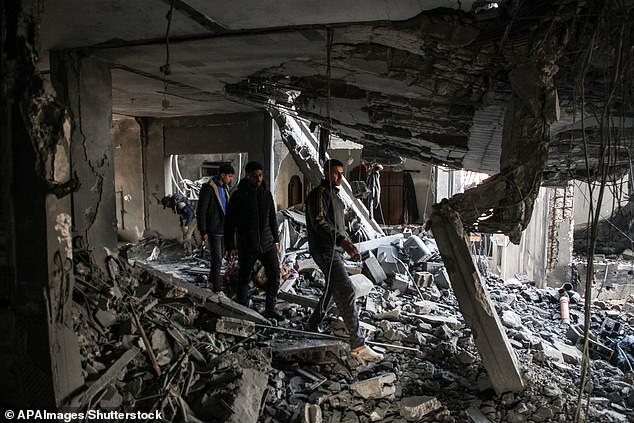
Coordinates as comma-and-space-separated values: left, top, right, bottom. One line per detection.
161, 193, 197, 255
224, 161, 284, 321
196, 164, 234, 292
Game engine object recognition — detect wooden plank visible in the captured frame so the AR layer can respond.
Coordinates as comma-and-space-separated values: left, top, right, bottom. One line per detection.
430, 204, 524, 394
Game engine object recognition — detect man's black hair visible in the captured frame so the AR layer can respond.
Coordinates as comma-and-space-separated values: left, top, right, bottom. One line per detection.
245, 161, 263, 173
324, 158, 344, 173
218, 163, 235, 175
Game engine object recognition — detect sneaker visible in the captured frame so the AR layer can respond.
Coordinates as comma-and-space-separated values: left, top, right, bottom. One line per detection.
351, 345, 384, 362
263, 308, 286, 322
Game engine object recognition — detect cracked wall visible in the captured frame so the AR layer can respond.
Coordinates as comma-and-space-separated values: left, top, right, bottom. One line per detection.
50, 51, 117, 266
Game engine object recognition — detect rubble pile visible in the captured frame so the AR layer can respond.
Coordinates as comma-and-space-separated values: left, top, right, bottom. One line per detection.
68, 223, 634, 422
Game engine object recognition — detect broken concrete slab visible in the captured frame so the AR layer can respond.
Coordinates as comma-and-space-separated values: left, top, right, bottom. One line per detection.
70, 347, 140, 407
297, 257, 320, 272
362, 252, 387, 285
390, 273, 412, 292
403, 235, 433, 263
355, 234, 403, 254
350, 274, 374, 298
278, 291, 320, 309
94, 308, 117, 328
412, 300, 439, 315
136, 262, 270, 325
466, 405, 493, 423
433, 267, 451, 289
216, 317, 256, 338
416, 314, 462, 329
501, 310, 523, 329
536, 342, 564, 363
415, 271, 434, 288
194, 349, 271, 423
376, 245, 400, 276
264, 339, 347, 363
351, 373, 397, 399
552, 340, 582, 365
400, 396, 442, 421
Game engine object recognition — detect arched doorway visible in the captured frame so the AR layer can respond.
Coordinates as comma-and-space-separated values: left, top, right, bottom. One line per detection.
288, 175, 303, 207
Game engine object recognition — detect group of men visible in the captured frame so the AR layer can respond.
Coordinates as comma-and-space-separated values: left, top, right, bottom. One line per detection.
163, 159, 383, 362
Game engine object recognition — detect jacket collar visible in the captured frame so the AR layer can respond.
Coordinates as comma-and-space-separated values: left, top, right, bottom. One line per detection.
320, 179, 339, 193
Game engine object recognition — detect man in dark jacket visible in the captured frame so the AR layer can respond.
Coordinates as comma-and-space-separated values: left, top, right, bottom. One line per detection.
304, 159, 383, 362
161, 193, 197, 255
224, 161, 284, 321
196, 164, 234, 292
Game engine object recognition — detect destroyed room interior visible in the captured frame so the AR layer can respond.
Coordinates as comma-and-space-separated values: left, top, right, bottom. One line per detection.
3, 0, 634, 422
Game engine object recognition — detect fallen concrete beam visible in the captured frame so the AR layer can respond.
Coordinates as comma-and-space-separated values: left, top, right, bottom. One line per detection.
430, 204, 525, 394
278, 291, 320, 309
135, 262, 269, 325
270, 109, 383, 240
70, 347, 140, 407
263, 339, 347, 363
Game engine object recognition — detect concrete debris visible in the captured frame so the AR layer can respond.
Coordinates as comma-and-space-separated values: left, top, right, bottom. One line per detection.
351, 373, 397, 399
216, 316, 256, 337
362, 252, 388, 285
400, 395, 442, 421
66, 228, 634, 422
350, 274, 374, 298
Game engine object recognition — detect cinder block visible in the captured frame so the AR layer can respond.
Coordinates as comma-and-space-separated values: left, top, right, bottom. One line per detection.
362, 252, 387, 284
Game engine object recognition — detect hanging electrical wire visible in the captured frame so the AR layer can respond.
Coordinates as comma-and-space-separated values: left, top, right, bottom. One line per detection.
160, 0, 176, 110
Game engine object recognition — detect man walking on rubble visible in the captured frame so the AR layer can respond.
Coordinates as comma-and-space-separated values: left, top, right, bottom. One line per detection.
161, 193, 197, 256
304, 158, 384, 362
224, 161, 284, 321
196, 164, 235, 293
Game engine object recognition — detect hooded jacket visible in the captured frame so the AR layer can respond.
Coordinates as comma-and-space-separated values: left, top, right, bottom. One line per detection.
196, 177, 230, 236
224, 178, 279, 254
306, 179, 348, 251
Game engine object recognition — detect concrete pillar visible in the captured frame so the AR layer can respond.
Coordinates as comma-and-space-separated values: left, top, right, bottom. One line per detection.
50, 51, 117, 268
1, 0, 83, 407
112, 117, 145, 242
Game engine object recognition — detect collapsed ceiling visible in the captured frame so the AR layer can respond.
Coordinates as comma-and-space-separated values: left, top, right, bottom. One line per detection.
39, 0, 634, 181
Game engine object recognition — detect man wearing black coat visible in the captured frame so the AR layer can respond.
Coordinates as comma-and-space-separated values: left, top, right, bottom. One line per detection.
196, 164, 234, 292
224, 161, 284, 321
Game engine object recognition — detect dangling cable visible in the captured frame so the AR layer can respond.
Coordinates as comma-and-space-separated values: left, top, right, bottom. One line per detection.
160, 0, 176, 110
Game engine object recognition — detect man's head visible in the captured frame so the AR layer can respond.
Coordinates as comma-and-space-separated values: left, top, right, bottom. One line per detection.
245, 161, 264, 187
218, 163, 235, 186
160, 195, 174, 209
324, 159, 345, 186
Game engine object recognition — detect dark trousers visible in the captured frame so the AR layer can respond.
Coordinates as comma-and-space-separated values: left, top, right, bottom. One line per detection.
237, 248, 280, 310
307, 248, 365, 349
206, 235, 224, 291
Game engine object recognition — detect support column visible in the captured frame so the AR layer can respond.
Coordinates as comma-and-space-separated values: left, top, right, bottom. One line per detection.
431, 205, 524, 393
50, 51, 117, 269
1, 0, 83, 407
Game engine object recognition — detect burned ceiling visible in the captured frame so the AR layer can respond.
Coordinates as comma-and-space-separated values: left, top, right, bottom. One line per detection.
39, 0, 634, 181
